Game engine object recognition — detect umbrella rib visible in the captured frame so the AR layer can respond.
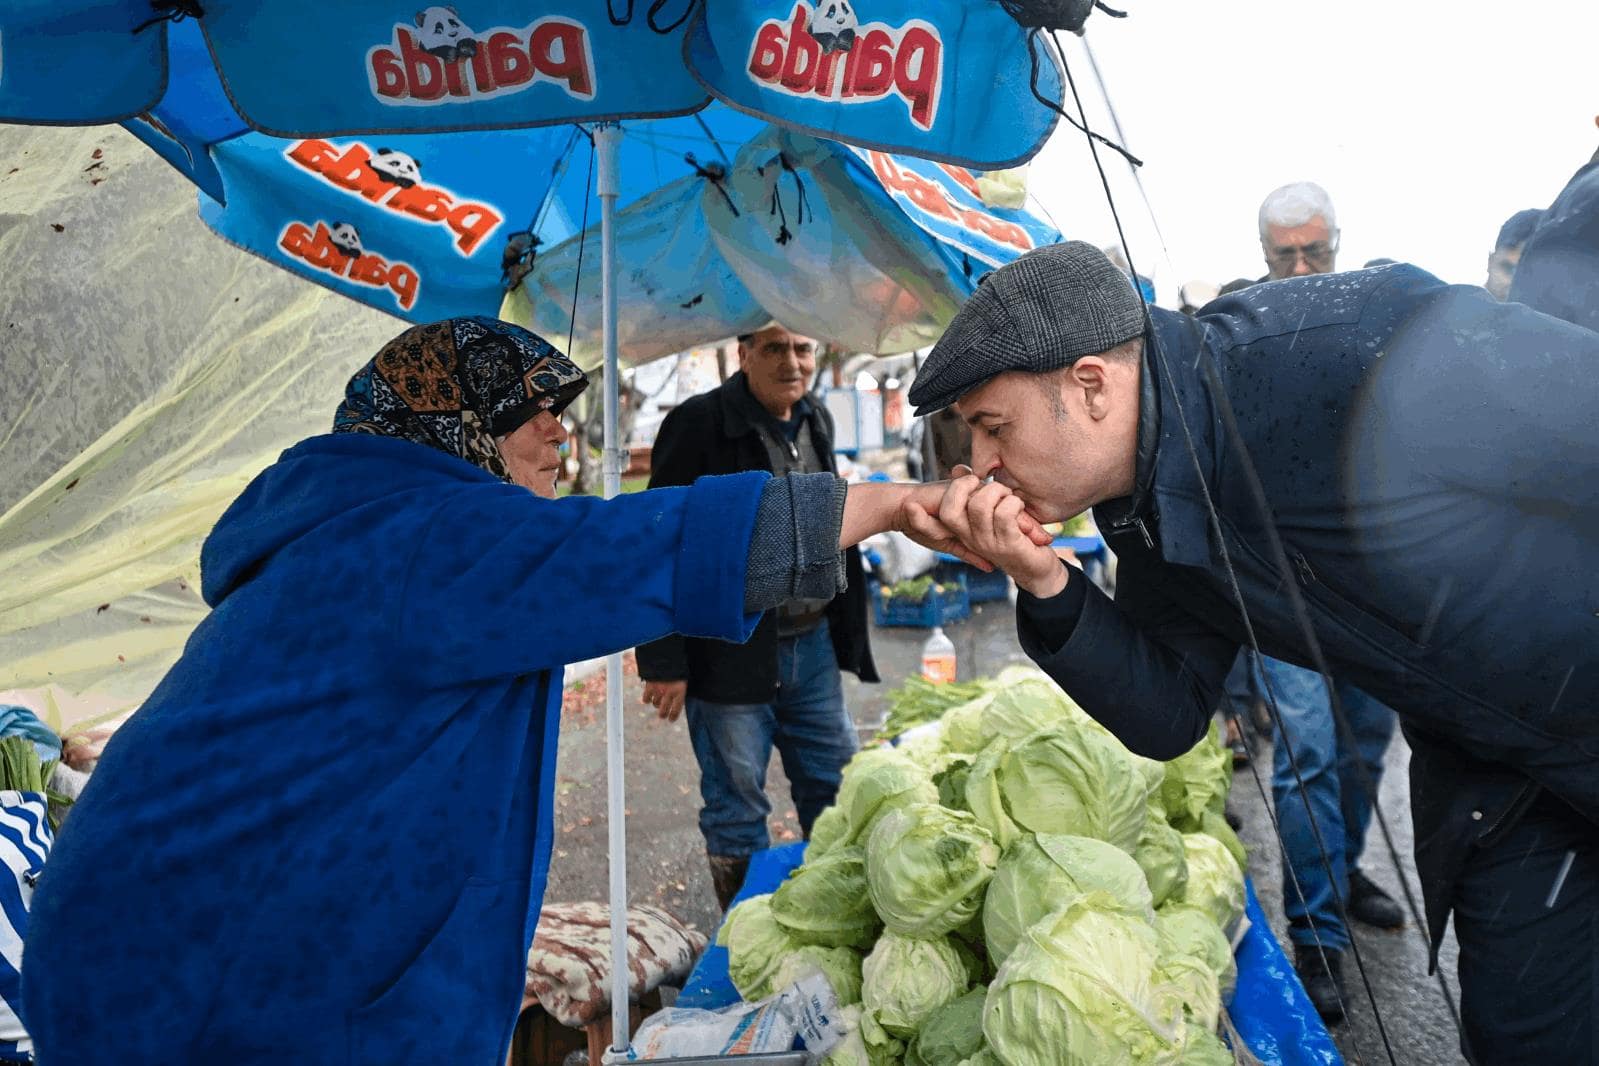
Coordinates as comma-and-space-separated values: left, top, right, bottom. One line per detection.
692, 112, 735, 167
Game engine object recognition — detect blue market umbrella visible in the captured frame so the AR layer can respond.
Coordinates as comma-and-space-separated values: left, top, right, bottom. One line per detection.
1, 0, 1073, 169
112, 25, 1057, 354
503, 120, 1060, 364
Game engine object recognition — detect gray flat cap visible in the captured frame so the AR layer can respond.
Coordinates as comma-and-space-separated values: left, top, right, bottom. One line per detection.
909, 241, 1146, 415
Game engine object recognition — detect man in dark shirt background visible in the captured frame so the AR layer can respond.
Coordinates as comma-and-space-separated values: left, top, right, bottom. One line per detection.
637, 322, 877, 909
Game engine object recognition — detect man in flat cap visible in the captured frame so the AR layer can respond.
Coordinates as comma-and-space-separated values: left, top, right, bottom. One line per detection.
907, 241, 1599, 1063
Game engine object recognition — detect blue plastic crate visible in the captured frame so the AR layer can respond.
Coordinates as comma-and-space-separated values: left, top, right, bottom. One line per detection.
871, 573, 971, 627
960, 565, 1012, 603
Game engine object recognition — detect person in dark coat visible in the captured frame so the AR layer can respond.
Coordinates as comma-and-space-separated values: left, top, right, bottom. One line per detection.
1484, 208, 1544, 299
1508, 135, 1599, 326
908, 242, 1599, 1065
636, 322, 879, 909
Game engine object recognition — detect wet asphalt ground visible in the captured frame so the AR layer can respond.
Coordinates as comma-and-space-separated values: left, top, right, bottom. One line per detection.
542, 601, 1465, 1065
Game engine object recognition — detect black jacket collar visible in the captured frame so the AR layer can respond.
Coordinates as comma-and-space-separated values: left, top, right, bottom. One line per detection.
1093, 310, 1217, 568
718, 371, 821, 443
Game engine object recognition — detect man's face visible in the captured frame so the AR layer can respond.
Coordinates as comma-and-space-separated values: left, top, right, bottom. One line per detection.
497, 410, 568, 498
1485, 244, 1523, 300
954, 356, 1141, 524
1263, 216, 1337, 279
739, 326, 817, 418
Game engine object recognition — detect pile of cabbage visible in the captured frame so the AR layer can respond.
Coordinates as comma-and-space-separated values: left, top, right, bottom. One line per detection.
718, 667, 1247, 1066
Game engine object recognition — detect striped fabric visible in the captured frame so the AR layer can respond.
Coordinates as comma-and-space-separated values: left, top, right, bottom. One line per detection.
0, 792, 53, 1063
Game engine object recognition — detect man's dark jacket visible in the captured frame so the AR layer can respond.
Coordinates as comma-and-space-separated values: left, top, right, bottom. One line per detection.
1021, 265, 1599, 958
636, 373, 878, 701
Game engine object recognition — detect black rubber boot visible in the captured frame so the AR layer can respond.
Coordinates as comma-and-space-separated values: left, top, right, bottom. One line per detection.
1348, 868, 1406, 930
1293, 944, 1348, 1024
707, 853, 750, 912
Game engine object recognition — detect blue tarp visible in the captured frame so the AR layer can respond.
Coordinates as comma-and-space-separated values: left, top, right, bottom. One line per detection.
680, 843, 1342, 1066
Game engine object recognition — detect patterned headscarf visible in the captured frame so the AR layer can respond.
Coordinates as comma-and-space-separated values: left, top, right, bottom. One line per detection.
333, 317, 588, 482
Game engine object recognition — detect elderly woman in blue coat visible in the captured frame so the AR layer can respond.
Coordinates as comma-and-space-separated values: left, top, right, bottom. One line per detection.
20, 318, 1022, 1065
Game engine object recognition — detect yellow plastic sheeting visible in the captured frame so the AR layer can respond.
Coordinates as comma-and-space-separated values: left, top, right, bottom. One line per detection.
0, 124, 402, 729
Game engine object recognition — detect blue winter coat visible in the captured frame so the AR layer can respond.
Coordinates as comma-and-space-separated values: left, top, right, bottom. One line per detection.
1021, 264, 1599, 953
21, 433, 768, 1065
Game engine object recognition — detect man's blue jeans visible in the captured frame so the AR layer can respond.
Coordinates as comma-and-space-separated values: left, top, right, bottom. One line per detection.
684, 621, 859, 859
1260, 656, 1397, 951
1222, 649, 1260, 716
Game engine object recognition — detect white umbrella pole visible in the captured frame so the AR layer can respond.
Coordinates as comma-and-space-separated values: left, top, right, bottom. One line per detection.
595, 120, 632, 1059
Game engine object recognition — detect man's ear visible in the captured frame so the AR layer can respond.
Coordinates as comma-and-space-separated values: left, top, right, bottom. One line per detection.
1066, 357, 1111, 417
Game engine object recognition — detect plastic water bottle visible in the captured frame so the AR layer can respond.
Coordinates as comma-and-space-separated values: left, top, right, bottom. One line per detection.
920, 625, 957, 684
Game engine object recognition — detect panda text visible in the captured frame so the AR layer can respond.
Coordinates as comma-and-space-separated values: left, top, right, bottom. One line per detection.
746, 4, 942, 130
287, 140, 502, 256
279, 221, 421, 311
368, 17, 595, 105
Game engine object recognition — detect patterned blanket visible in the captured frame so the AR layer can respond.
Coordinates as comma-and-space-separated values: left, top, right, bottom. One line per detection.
525, 903, 706, 1028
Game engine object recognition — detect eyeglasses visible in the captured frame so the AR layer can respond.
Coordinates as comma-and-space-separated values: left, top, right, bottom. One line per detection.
1265, 238, 1338, 272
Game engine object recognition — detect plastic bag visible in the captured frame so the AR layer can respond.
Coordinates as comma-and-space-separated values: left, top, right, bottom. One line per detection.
629, 972, 847, 1060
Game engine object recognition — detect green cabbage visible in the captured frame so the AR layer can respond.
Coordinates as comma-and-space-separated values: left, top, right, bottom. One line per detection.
939, 692, 995, 755
933, 755, 974, 813
1134, 805, 1190, 908
1198, 808, 1248, 871
836, 748, 939, 847
808, 804, 851, 859
1174, 1028, 1235, 1065
1177, 833, 1247, 937
861, 931, 972, 1038
866, 804, 1000, 938
822, 1005, 905, 1066
983, 833, 1154, 966
771, 845, 881, 948
983, 898, 1186, 1066
772, 944, 865, 1006
952, 934, 987, 986
718, 893, 802, 1002
1160, 723, 1231, 831
905, 989, 987, 1066
860, 1008, 909, 1065
956, 1051, 1000, 1066
1155, 904, 1237, 999
896, 725, 948, 770
963, 740, 1022, 850
990, 726, 1156, 853
1153, 953, 1221, 1033
980, 675, 1083, 742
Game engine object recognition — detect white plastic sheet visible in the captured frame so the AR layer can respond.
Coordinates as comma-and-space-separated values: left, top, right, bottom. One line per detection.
0, 124, 400, 731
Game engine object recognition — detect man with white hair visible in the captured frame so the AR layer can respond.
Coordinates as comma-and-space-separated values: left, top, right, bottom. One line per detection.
1247, 181, 1406, 1023
1259, 180, 1341, 279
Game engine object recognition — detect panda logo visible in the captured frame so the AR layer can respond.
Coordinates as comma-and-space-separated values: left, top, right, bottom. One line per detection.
413, 5, 479, 62
367, 148, 422, 189
809, 1, 858, 54
329, 222, 365, 259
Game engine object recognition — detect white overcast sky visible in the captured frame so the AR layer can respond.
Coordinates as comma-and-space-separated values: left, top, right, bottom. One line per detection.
1024, 0, 1599, 302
